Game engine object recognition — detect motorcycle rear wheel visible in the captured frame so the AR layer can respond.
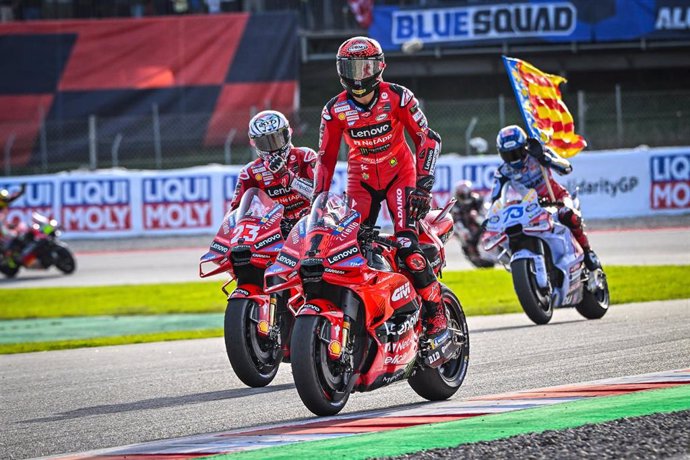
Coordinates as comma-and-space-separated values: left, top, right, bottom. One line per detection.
291, 315, 351, 416
576, 270, 610, 319
511, 258, 553, 325
225, 299, 281, 387
409, 286, 470, 401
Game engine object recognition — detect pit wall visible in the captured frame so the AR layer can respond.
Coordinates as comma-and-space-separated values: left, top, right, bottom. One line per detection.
1, 147, 687, 239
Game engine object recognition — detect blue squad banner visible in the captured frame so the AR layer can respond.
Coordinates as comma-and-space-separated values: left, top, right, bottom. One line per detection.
370, 0, 690, 51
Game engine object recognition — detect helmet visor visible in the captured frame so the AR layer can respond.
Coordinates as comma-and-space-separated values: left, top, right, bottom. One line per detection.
500, 147, 525, 164
337, 58, 382, 81
252, 128, 290, 154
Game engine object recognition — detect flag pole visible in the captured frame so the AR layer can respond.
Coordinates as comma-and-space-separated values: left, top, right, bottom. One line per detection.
502, 56, 557, 202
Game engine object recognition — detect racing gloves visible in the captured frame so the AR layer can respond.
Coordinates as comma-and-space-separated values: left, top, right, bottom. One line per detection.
409, 175, 435, 221
265, 153, 287, 175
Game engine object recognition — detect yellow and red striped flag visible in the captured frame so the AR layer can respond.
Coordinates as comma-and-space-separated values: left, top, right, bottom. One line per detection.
503, 56, 587, 158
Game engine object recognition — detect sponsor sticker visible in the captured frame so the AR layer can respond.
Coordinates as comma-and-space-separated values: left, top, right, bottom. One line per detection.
349, 121, 392, 139
326, 245, 359, 264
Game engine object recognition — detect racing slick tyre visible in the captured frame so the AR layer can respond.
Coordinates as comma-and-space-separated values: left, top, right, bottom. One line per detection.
576, 270, 610, 320
224, 299, 280, 387
54, 245, 76, 274
511, 258, 553, 325
409, 286, 470, 401
291, 315, 351, 416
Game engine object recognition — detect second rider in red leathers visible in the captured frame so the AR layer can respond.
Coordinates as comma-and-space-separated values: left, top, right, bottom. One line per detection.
314, 36, 451, 349
230, 110, 315, 236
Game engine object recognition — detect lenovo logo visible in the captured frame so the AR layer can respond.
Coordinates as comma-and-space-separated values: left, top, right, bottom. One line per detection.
327, 246, 359, 264
349, 121, 391, 139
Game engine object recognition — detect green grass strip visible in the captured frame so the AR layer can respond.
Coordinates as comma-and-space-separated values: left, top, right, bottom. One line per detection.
0, 329, 223, 354
204, 384, 690, 460
2, 265, 689, 320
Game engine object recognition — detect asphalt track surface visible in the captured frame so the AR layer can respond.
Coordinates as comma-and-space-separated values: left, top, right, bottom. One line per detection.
2, 299, 689, 460
1, 225, 688, 289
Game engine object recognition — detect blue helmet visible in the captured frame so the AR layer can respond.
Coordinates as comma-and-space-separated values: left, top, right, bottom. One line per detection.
496, 125, 528, 168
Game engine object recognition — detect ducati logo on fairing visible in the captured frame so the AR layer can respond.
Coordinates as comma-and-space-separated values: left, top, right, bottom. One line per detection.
391, 283, 411, 302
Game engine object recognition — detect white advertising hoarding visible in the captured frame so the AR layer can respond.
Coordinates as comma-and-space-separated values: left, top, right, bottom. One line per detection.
0, 147, 687, 239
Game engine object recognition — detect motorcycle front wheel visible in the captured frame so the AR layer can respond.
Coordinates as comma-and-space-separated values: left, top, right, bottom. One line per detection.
53, 245, 76, 274
225, 299, 281, 387
409, 286, 470, 400
511, 258, 553, 325
291, 315, 352, 416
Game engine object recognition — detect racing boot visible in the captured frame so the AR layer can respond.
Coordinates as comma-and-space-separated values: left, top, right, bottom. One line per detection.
584, 249, 602, 271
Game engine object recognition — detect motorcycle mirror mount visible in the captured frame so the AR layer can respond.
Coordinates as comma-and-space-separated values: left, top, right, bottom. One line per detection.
432, 198, 456, 224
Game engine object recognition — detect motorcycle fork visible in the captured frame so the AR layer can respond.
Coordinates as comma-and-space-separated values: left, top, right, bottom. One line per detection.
257, 295, 278, 338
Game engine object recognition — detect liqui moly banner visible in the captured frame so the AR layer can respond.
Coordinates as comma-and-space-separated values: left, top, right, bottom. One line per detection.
0, 147, 687, 239
0, 180, 55, 227
61, 178, 131, 234
142, 175, 212, 231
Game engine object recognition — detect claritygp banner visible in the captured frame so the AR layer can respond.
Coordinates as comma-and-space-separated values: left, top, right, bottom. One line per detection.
370, 0, 690, 51
0, 147, 687, 238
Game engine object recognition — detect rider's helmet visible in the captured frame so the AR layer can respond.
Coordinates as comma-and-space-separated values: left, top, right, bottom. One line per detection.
454, 180, 474, 205
496, 125, 528, 169
248, 110, 292, 162
336, 36, 386, 98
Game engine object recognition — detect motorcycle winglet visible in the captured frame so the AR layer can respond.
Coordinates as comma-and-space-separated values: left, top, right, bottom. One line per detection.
199, 253, 232, 278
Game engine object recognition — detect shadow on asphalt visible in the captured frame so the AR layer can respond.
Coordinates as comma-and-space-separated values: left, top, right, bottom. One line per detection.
21, 383, 294, 424
471, 319, 585, 334
0, 273, 63, 286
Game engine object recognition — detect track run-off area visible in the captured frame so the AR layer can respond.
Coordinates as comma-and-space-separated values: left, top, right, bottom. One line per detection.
1, 221, 688, 459
1, 225, 688, 289
2, 299, 689, 459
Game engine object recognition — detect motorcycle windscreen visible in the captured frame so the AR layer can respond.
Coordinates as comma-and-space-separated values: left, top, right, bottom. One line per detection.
235, 188, 282, 224
305, 192, 365, 268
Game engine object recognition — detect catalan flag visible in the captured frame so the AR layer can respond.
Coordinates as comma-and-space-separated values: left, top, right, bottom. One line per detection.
503, 56, 587, 158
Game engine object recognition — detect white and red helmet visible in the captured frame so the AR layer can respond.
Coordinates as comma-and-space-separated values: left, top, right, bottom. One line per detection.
336, 36, 386, 97
248, 110, 292, 161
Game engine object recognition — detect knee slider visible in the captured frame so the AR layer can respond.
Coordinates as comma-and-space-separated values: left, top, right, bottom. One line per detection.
404, 251, 428, 272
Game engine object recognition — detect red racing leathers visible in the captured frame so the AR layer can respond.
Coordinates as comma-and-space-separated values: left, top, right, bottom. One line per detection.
231, 146, 316, 233
314, 82, 443, 309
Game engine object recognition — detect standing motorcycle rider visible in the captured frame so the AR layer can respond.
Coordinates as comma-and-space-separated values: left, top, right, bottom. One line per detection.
230, 110, 316, 236
490, 125, 601, 271
314, 36, 451, 349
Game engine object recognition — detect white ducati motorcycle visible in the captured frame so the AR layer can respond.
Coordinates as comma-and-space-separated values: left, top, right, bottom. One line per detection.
482, 186, 609, 325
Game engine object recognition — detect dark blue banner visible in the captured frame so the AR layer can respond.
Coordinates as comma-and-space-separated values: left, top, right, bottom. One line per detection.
369, 0, 690, 51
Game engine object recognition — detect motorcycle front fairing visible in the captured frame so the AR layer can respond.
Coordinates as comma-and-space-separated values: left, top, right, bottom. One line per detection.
484, 188, 586, 307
